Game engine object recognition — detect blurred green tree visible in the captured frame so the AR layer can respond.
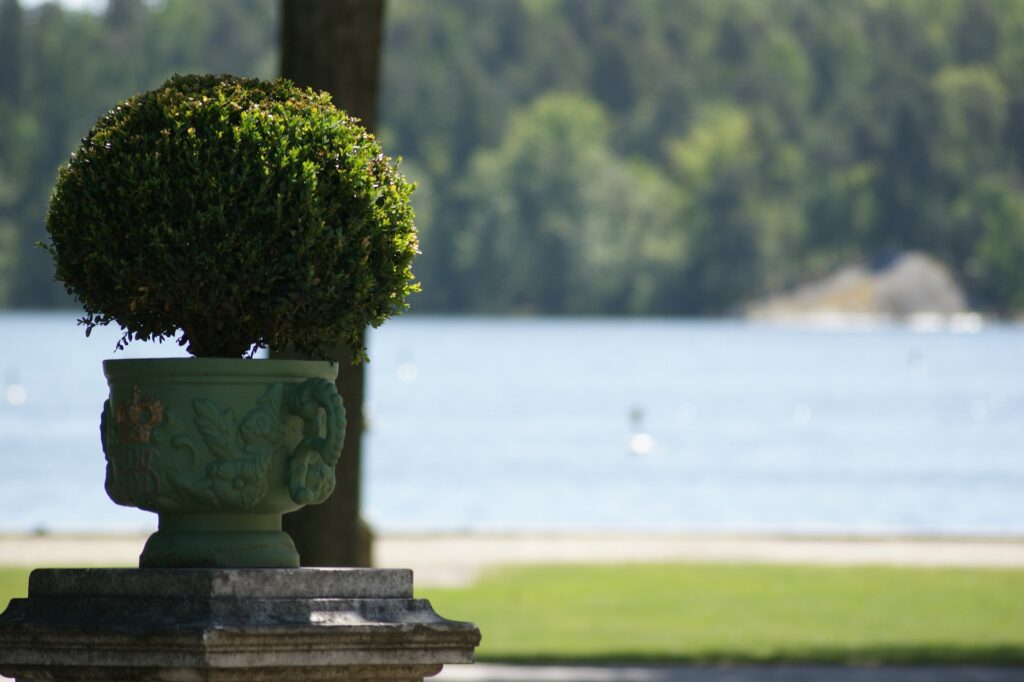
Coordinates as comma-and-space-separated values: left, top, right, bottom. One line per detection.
454, 93, 686, 314
962, 176, 1024, 312
3, 0, 1024, 317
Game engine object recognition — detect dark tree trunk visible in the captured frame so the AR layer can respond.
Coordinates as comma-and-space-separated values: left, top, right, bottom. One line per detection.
0, 0, 24, 106
280, 0, 384, 129
277, 0, 385, 568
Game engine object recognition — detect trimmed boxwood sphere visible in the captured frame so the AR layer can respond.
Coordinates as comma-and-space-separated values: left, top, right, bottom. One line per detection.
45, 74, 418, 360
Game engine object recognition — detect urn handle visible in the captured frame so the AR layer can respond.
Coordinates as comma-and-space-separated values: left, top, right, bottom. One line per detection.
285, 378, 346, 505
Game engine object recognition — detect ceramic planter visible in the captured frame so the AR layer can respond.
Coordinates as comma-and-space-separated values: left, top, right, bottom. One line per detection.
100, 358, 345, 568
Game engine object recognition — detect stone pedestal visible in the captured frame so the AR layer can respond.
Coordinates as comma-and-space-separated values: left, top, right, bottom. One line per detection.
0, 568, 480, 681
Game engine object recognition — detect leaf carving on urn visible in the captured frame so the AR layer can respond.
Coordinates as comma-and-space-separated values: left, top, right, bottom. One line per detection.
192, 399, 241, 460
181, 384, 287, 509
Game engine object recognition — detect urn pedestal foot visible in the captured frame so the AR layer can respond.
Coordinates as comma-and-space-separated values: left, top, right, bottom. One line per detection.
140, 513, 299, 568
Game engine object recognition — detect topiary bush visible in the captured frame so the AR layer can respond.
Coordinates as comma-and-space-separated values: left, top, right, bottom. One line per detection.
45, 74, 418, 361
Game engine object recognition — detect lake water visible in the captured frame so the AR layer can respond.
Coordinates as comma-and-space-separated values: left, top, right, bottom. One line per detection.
0, 312, 1021, 536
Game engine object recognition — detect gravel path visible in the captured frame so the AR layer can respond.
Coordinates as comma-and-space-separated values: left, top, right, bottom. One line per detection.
375, 533, 1024, 586
5, 665, 1021, 682
2, 532, 1023, 586
435, 663, 1024, 681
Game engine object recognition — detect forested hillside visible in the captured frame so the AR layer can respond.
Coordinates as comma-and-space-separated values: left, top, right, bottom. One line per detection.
2, 0, 1024, 316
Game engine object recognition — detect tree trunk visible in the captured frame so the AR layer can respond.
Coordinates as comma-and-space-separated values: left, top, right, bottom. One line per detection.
280, 0, 384, 130
277, 0, 385, 568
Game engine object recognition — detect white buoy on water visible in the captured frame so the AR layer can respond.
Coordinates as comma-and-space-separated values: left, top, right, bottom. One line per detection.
627, 405, 654, 455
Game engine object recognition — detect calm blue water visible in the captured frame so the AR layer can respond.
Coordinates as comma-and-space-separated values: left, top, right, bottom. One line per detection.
0, 312, 1021, 535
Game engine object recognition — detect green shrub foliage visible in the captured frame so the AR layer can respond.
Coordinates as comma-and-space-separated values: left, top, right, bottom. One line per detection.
45, 74, 418, 360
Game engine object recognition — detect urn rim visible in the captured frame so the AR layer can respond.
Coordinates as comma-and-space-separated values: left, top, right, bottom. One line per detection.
103, 357, 339, 382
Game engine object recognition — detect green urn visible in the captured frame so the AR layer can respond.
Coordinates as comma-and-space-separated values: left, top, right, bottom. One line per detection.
101, 358, 344, 568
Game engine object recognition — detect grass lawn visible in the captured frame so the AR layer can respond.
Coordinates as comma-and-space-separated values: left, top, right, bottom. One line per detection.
0, 568, 29, 609
419, 563, 1024, 665
2, 563, 1021, 665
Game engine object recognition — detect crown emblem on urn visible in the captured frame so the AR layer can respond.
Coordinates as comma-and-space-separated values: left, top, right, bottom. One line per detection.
115, 386, 165, 444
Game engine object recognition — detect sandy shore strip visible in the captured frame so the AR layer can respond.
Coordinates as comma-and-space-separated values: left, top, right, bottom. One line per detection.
376, 532, 1024, 586
1, 532, 1023, 586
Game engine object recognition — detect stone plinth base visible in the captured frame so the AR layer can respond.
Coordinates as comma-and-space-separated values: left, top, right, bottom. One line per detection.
0, 568, 480, 681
